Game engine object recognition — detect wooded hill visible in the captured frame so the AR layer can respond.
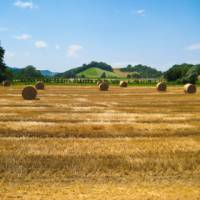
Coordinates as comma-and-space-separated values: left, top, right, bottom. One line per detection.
56, 61, 163, 79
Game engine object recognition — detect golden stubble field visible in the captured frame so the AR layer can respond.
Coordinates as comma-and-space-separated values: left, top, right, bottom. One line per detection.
0, 85, 200, 200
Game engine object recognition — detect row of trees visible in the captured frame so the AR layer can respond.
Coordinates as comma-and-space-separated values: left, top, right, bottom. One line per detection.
121, 64, 163, 78
1, 43, 200, 84
0, 44, 47, 82
164, 63, 200, 84
9, 65, 44, 79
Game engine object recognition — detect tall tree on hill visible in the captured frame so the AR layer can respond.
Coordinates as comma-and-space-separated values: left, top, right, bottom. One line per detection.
101, 72, 106, 78
0, 43, 8, 82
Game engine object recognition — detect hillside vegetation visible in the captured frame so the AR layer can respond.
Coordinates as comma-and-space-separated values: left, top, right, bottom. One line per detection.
113, 68, 132, 78
56, 63, 163, 79
120, 64, 163, 78
8, 65, 44, 79
56, 61, 113, 78
78, 67, 120, 78
164, 63, 200, 84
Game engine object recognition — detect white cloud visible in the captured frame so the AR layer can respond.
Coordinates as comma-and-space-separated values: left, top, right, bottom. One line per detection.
14, 34, 32, 40
14, 1, 37, 9
136, 9, 146, 16
34, 41, 47, 48
186, 43, 200, 51
56, 44, 60, 50
67, 44, 83, 57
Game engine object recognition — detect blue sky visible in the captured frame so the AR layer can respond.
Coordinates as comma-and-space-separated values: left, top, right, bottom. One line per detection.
0, 0, 200, 72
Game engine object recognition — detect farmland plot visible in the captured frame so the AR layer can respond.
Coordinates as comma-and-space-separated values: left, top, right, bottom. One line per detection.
0, 86, 200, 200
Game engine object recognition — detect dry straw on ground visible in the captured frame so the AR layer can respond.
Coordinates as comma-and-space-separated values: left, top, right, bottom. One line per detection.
22, 86, 37, 100
120, 81, 128, 87
184, 83, 196, 94
156, 82, 167, 91
99, 82, 109, 91
2, 80, 11, 87
35, 81, 45, 90
1, 86, 200, 199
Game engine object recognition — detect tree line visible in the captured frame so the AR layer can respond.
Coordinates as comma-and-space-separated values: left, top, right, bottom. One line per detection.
0, 43, 200, 84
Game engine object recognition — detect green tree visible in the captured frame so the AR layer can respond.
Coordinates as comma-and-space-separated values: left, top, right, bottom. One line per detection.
80, 74, 85, 78
181, 66, 199, 84
127, 74, 131, 79
0, 44, 9, 82
101, 72, 106, 78
131, 72, 141, 79
164, 63, 193, 82
121, 64, 162, 78
14, 65, 44, 79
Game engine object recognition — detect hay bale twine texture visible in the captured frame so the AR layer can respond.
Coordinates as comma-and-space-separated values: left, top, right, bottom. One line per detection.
99, 82, 109, 91
22, 86, 37, 100
2, 80, 11, 87
120, 81, 128, 87
156, 82, 167, 92
35, 81, 45, 90
184, 83, 196, 94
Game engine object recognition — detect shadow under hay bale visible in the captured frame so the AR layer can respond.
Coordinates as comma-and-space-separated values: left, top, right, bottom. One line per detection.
2, 80, 11, 87
119, 81, 128, 87
22, 86, 38, 100
35, 81, 45, 90
156, 82, 167, 92
184, 83, 196, 94
99, 82, 109, 91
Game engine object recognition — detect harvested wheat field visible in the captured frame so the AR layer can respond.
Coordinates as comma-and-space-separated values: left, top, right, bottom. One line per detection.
0, 85, 200, 200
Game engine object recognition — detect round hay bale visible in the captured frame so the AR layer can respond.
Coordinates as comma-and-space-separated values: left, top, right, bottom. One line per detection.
35, 81, 45, 90
184, 83, 196, 94
119, 81, 128, 87
97, 80, 102, 86
22, 86, 37, 100
2, 80, 11, 87
156, 82, 167, 92
99, 82, 109, 91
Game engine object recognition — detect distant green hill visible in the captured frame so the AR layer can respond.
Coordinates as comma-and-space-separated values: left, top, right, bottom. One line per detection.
78, 67, 120, 78
40, 70, 58, 77
56, 62, 164, 79
8, 67, 57, 78
120, 64, 162, 78
56, 61, 113, 78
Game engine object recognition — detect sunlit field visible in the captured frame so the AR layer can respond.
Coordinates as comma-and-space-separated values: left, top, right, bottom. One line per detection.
0, 85, 200, 199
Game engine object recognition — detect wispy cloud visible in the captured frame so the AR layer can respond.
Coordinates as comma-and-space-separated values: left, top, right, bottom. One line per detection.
136, 9, 146, 16
14, 34, 32, 40
67, 44, 83, 57
34, 41, 47, 48
14, 1, 37, 9
186, 43, 200, 51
